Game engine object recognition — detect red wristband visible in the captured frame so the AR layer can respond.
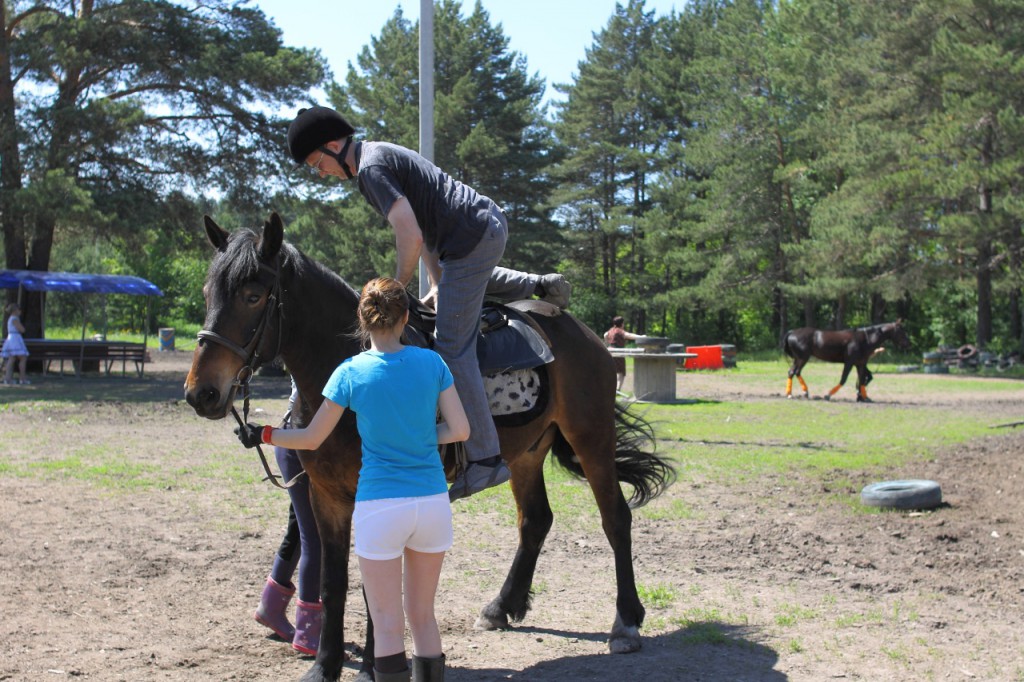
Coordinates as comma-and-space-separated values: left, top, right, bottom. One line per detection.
261, 425, 274, 445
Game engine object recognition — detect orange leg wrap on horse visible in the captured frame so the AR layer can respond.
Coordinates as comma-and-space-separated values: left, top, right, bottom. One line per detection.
786, 378, 793, 396
829, 385, 842, 396
798, 376, 809, 393
859, 385, 868, 400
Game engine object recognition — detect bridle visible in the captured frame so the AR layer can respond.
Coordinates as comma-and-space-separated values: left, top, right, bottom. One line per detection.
196, 254, 303, 489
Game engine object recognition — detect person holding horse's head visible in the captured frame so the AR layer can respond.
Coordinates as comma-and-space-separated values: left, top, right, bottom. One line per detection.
236, 276, 470, 682
286, 104, 571, 500
252, 377, 323, 657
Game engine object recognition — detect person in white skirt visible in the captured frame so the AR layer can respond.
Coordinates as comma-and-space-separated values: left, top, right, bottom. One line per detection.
2, 303, 30, 385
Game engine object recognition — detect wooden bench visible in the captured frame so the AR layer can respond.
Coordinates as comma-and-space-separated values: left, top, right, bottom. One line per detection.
24, 339, 149, 378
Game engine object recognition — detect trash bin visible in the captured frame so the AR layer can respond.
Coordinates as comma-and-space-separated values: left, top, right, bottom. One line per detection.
158, 327, 175, 351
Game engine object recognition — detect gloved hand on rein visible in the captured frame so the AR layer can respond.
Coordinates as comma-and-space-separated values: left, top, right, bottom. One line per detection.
235, 422, 270, 448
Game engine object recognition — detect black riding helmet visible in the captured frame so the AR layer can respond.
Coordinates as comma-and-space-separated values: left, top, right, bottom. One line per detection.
287, 106, 356, 163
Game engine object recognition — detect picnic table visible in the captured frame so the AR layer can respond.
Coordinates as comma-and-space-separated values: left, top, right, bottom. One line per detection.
24, 339, 149, 378
608, 348, 697, 402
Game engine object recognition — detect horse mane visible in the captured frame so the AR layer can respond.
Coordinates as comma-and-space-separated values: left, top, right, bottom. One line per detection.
857, 321, 899, 334
215, 228, 360, 305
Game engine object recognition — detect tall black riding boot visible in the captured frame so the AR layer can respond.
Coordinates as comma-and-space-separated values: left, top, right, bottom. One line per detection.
373, 668, 410, 682
411, 654, 445, 681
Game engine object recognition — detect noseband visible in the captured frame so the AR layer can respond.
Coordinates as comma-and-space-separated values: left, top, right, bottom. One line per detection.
197, 255, 302, 489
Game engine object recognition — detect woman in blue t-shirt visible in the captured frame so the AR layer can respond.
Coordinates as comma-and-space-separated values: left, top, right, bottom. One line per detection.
237, 277, 469, 682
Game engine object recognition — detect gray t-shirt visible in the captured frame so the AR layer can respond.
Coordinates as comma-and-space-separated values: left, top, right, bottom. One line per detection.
355, 141, 494, 260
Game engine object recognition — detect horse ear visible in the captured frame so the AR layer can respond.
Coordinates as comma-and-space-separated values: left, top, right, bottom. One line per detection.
204, 215, 230, 252
259, 212, 284, 261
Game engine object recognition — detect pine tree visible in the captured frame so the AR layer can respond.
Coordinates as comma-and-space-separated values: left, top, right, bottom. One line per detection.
551, 0, 663, 332
327, 1, 557, 281
0, 0, 325, 335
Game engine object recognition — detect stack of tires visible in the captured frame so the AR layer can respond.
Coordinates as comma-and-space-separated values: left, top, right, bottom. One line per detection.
922, 351, 948, 374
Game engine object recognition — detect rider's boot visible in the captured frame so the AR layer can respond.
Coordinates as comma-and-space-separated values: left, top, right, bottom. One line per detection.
535, 273, 572, 309
253, 576, 295, 640
449, 456, 511, 502
412, 654, 445, 681
374, 667, 411, 682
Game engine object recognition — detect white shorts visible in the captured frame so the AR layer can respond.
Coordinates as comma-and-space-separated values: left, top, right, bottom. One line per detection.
353, 492, 453, 560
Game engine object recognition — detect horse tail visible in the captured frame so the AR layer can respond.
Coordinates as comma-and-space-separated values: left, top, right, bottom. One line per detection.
550, 401, 677, 509
781, 330, 794, 358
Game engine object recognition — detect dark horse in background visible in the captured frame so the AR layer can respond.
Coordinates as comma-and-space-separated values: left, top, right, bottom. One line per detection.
783, 320, 911, 402
184, 213, 676, 682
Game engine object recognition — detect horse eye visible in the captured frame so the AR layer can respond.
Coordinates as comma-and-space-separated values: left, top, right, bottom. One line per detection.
247, 293, 261, 305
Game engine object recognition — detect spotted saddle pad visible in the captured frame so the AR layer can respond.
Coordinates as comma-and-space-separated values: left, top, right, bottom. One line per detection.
405, 301, 554, 419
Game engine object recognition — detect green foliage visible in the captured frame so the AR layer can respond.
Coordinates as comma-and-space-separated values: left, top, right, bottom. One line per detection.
324, 0, 561, 281
1, 0, 326, 335
6, 0, 1024, 354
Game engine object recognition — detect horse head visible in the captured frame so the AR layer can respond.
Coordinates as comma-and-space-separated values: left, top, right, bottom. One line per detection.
889, 319, 911, 351
184, 212, 287, 419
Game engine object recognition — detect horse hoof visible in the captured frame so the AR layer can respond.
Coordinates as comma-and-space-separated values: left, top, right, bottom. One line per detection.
474, 610, 509, 631
299, 663, 340, 682
822, 394, 830, 401
608, 625, 642, 654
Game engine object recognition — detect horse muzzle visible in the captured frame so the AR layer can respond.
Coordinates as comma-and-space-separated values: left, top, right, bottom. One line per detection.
183, 347, 241, 420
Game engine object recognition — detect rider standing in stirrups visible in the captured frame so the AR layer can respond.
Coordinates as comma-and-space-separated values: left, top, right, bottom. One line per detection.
286, 105, 571, 500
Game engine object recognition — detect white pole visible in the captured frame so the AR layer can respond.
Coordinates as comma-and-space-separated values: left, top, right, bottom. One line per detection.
418, 0, 434, 298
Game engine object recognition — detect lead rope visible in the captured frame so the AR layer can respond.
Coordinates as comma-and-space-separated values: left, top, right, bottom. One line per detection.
229, 367, 306, 490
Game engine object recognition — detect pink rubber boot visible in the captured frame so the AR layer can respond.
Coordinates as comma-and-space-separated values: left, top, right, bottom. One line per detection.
254, 576, 295, 640
292, 599, 323, 655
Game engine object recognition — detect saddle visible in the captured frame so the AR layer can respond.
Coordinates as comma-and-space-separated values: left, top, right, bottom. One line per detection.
404, 299, 555, 374
404, 299, 557, 423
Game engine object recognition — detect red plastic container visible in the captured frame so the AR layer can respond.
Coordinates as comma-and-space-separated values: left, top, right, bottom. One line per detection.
684, 345, 725, 370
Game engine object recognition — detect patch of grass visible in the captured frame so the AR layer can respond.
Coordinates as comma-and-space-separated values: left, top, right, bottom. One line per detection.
18, 453, 168, 491
46, 324, 201, 352
641, 361, 1007, 492
674, 620, 731, 646
774, 603, 818, 627
882, 645, 910, 664
638, 583, 677, 609
637, 497, 697, 521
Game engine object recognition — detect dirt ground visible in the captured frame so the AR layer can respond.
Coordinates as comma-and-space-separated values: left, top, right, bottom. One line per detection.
1, 351, 1023, 681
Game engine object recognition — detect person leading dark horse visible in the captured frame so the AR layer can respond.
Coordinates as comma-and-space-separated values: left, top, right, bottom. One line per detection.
287, 106, 571, 500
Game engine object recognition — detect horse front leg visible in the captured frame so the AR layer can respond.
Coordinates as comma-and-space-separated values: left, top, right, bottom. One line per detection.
301, 506, 374, 682
476, 448, 553, 632
825, 363, 853, 400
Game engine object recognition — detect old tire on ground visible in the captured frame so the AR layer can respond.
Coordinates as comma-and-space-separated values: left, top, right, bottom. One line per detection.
860, 480, 942, 510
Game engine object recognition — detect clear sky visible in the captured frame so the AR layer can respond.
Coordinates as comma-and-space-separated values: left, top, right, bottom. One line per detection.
251, 0, 676, 105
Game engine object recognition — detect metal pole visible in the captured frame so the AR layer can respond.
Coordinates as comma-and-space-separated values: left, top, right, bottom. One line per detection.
418, 0, 434, 298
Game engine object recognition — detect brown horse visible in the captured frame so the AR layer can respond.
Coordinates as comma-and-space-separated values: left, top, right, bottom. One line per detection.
783, 320, 910, 402
183, 213, 676, 682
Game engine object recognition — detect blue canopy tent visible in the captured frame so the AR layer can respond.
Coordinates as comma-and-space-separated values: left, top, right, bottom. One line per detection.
0, 270, 163, 297
1, 270, 163, 377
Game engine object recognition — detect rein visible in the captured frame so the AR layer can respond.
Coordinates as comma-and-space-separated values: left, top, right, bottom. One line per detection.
197, 256, 305, 490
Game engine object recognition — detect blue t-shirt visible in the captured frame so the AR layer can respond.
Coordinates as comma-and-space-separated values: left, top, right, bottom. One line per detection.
323, 345, 454, 502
